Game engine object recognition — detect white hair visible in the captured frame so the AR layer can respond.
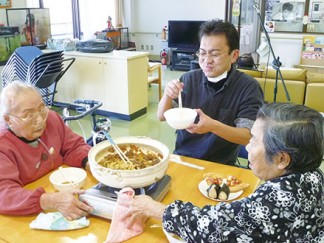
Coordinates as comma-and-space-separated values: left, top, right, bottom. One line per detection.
0, 81, 42, 124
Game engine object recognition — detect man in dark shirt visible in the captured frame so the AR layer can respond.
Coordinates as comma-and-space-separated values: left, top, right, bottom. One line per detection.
158, 19, 264, 165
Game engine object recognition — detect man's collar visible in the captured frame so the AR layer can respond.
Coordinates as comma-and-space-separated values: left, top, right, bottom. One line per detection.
207, 70, 228, 83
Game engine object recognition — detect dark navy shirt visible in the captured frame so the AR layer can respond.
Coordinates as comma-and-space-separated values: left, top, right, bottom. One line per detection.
174, 68, 264, 165
163, 169, 324, 242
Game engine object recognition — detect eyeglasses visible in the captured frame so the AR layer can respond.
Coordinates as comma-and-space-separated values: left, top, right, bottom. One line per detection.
196, 51, 231, 60
8, 106, 48, 124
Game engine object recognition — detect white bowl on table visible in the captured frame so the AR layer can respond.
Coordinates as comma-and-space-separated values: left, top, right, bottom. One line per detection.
49, 167, 87, 191
164, 108, 197, 130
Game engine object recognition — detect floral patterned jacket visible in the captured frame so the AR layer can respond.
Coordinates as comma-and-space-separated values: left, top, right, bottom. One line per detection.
163, 169, 324, 242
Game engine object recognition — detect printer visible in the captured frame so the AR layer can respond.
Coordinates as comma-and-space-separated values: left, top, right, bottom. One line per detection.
76, 39, 113, 53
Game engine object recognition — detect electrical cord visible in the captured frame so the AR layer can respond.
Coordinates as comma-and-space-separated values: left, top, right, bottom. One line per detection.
263, 49, 272, 96
76, 120, 87, 143
63, 107, 87, 142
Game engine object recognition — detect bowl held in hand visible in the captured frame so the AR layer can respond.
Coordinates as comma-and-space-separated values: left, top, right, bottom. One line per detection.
164, 108, 197, 130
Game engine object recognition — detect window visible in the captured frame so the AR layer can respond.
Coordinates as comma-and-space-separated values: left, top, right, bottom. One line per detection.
264, 0, 324, 33
307, 0, 324, 32
43, 0, 73, 38
79, 0, 116, 40
265, 0, 306, 32
42, 0, 116, 39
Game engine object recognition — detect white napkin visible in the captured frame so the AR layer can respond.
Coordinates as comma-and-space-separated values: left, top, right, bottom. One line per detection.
60, 233, 98, 243
30, 212, 89, 230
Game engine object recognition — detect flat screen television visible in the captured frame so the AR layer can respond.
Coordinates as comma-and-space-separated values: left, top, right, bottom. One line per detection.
168, 20, 205, 51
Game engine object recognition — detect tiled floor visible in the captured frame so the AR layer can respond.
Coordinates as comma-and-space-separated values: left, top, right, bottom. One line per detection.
53, 67, 323, 172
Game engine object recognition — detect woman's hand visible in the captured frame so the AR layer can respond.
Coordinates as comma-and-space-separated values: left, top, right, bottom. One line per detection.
124, 195, 166, 229
40, 190, 93, 220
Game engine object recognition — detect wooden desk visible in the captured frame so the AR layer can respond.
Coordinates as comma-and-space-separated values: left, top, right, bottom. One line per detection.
0, 156, 260, 243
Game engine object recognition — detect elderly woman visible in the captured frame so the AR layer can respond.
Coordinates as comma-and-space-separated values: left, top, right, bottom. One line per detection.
125, 102, 324, 242
0, 81, 93, 220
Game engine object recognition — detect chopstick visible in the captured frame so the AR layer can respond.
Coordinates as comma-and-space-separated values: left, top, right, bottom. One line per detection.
59, 166, 77, 188
178, 90, 183, 119
178, 91, 183, 109
101, 131, 132, 165
169, 155, 205, 170
171, 159, 205, 170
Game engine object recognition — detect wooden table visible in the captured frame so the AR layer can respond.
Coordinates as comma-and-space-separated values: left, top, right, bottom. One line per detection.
0, 156, 260, 243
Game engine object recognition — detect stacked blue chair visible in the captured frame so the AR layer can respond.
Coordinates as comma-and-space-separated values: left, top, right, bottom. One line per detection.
1, 46, 74, 105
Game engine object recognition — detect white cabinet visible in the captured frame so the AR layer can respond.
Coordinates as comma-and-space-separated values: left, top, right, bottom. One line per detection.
55, 51, 149, 120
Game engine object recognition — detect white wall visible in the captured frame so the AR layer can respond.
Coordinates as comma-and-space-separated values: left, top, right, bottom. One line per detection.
0, 0, 26, 25
259, 33, 305, 68
124, 0, 226, 55
2, 0, 305, 67
129, 0, 225, 32
125, 0, 304, 66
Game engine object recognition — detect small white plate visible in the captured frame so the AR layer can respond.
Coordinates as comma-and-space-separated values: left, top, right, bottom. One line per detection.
198, 180, 243, 202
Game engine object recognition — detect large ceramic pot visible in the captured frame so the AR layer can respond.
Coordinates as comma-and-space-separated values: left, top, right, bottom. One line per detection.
88, 136, 170, 188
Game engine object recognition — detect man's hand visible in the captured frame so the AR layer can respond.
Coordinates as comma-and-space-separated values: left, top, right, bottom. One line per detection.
158, 79, 185, 120
186, 109, 218, 134
163, 79, 184, 100
40, 190, 93, 220
187, 109, 252, 145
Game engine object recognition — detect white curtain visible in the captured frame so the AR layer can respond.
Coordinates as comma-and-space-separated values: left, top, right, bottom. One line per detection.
115, 0, 123, 27
28, 0, 123, 40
